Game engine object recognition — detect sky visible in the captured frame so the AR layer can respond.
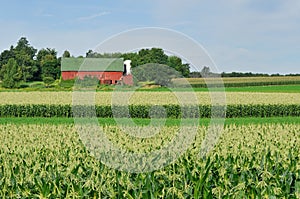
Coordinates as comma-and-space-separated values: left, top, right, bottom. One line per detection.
0, 0, 299, 74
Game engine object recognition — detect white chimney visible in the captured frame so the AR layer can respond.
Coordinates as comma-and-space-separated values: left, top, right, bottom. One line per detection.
124, 60, 131, 75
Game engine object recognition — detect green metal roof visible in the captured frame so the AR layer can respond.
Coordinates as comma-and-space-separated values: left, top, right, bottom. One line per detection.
61, 58, 124, 72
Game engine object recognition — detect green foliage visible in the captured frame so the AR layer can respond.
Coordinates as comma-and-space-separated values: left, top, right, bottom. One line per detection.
121, 52, 139, 68
168, 56, 190, 77
138, 48, 168, 65
43, 77, 55, 87
0, 104, 299, 118
0, 38, 44, 82
1, 116, 300, 126
62, 50, 71, 58
0, 46, 15, 77
1, 58, 21, 88
0, 38, 60, 83
86, 50, 122, 58
29, 82, 45, 88
0, 123, 299, 197
132, 63, 181, 86
59, 78, 75, 88
13, 37, 38, 82
41, 54, 60, 79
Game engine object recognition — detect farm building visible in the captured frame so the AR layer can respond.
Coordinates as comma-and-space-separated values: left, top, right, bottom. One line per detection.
61, 58, 133, 85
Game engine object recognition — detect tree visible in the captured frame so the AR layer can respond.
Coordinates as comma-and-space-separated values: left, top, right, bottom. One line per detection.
167, 56, 190, 77
63, 50, 71, 58
16, 51, 37, 81
14, 37, 37, 59
1, 58, 21, 88
86, 50, 122, 58
36, 48, 57, 62
13, 37, 37, 82
132, 63, 180, 86
37, 49, 60, 80
201, 66, 211, 77
86, 50, 94, 58
137, 48, 168, 65
0, 46, 15, 80
41, 54, 60, 79
121, 52, 139, 68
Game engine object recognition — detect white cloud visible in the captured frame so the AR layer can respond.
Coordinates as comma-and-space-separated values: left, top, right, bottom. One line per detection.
77, 11, 110, 21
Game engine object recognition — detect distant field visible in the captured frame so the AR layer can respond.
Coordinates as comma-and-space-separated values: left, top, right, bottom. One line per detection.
224, 84, 300, 92
1, 91, 300, 105
187, 76, 300, 84
173, 76, 300, 87
138, 84, 300, 93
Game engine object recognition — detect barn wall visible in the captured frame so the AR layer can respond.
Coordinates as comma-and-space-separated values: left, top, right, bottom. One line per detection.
61, 71, 123, 84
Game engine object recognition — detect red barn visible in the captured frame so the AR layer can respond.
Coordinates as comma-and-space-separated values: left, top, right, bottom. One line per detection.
61, 58, 132, 85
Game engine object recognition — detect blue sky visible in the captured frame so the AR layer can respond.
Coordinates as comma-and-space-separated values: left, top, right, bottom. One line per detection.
0, 0, 299, 74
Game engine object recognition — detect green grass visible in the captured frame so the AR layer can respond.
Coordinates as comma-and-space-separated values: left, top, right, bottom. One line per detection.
224, 84, 300, 93
0, 117, 299, 126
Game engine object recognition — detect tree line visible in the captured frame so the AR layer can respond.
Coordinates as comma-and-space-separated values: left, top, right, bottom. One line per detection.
1, 37, 299, 88
190, 66, 300, 78
0, 37, 69, 88
0, 38, 191, 88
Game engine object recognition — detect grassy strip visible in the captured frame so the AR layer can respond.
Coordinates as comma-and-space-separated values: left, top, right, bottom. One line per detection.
224, 84, 300, 93
1, 84, 300, 93
0, 117, 299, 126
136, 84, 300, 92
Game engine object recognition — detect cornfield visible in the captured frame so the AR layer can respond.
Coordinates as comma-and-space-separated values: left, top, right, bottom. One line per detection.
0, 104, 300, 118
173, 76, 300, 87
0, 91, 300, 105
0, 123, 299, 198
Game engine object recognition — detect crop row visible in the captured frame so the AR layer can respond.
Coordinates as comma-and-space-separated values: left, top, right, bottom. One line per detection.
174, 76, 300, 85
175, 80, 300, 88
0, 123, 299, 197
0, 104, 300, 118
1, 91, 300, 105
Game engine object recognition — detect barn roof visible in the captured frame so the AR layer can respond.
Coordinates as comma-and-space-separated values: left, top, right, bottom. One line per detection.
61, 58, 124, 72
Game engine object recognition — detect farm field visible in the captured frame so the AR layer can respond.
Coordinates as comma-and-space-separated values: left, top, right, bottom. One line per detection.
0, 76, 300, 197
173, 76, 300, 87
0, 91, 300, 105
137, 84, 300, 93
0, 123, 299, 197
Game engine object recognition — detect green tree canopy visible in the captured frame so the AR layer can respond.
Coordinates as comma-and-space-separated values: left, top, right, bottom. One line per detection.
1, 58, 21, 88
13, 37, 38, 82
41, 54, 60, 79
132, 63, 180, 86
36, 48, 59, 80
0, 46, 15, 79
63, 50, 71, 58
